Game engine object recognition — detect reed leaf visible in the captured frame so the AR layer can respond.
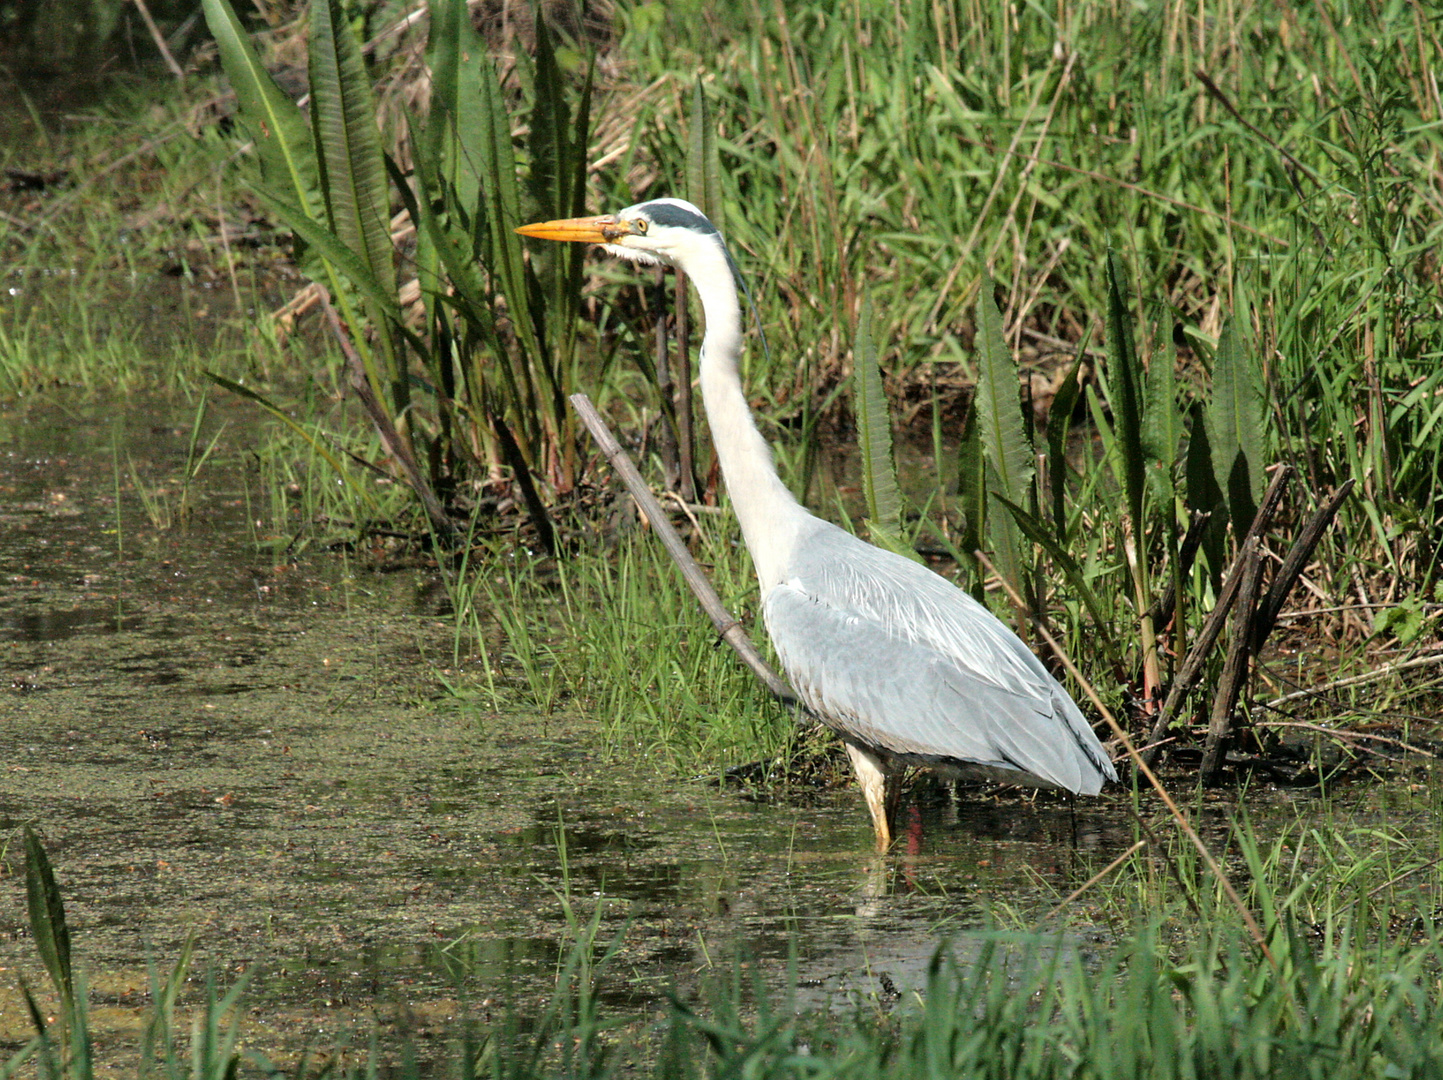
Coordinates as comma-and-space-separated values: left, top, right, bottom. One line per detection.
423, 0, 487, 239
1105, 252, 1147, 531
307, 0, 394, 301
972, 280, 1034, 608
1186, 399, 1228, 584
23, 829, 73, 1013
1142, 329, 1182, 505
307, 0, 401, 406
1207, 314, 1265, 538
993, 493, 1119, 658
199, 0, 320, 219
955, 399, 986, 599
854, 290, 912, 558
687, 78, 724, 227
1044, 343, 1086, 546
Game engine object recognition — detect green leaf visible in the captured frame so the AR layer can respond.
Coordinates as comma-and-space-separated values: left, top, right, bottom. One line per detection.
954, 398, 986, 600
23, 829, 73, 1013
1104, 252, 1147, 531
993, 494, 1118, 658
687, 78, 724, 227
1044, 340, 1087, 546
253, 189, 408, 335
308, 0, 395, 300
854, 291, 914, 559
424, 0, 489, 238
200, 0, 320, 219
1141, 328, 1181, 504
202, 371, 382, 517
972, 281, 1034, 605
1185, 399, 1227, 582
1206, 314, 1265, 537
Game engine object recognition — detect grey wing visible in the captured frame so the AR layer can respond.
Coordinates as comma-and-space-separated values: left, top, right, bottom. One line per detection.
762, 524, 1115, 793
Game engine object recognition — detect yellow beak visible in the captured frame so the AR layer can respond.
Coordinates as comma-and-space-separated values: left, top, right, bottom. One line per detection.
515, 215, 621, 243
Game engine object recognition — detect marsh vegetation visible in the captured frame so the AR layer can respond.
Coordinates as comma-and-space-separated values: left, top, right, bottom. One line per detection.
1, 0, 1442, 1075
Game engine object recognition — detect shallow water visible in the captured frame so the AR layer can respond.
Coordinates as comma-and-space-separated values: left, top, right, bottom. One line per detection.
2, 393, 1427, 1073
0, 395, 1150, 1068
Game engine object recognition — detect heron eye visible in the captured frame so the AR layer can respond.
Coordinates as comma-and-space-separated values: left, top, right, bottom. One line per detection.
634, 219, 649, 234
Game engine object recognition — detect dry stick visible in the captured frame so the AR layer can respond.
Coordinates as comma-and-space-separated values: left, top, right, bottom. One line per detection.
1258, 720, 1437, 759
1195, 69, 1328, 256
975, 551, 1274, 961
650, 270, 682, 493
132, 0, 187, 80
570, 392, 798, 708
319, 297, 456, 545
1038, 839, 1146, 924
1266, 650, 1443, 707
1141, 465, 1293, 767
1200, 536, 1264, 782
1250, 479, 1356, 651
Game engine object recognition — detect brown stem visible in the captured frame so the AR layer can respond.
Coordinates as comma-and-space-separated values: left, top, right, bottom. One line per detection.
570, 392, 798, 707
1141, 465, 1292, 766
1200, 537, 1264, 782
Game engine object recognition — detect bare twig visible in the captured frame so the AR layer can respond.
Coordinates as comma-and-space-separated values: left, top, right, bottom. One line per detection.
1201, 537, 1264, 781
1142, 466, 1293, 767
1251, 479, 1355, 650
132, 0, 187, 80
1256, 720, 1437, 759
320, 295, 456, 544
1037, 839, 1146, 924
570, 392, 798, 708
1264, 650, 1443, 707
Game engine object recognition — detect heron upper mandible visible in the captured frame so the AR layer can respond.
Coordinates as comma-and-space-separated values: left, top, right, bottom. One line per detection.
518, 199, 1116, 849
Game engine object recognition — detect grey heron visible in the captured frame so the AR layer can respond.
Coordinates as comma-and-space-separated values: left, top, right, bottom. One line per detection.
518, 198, 1116, 848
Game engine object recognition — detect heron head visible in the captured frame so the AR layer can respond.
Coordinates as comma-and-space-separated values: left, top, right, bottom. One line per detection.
516, 198, 721, 268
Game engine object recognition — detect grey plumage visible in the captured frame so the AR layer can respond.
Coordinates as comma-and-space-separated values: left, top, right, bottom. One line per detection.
518, 198, 1116, 847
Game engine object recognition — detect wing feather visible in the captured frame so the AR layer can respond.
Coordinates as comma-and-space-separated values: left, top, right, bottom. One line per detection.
762, 520, 1114, 792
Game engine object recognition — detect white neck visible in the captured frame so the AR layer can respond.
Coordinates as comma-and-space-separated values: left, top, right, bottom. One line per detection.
680, 238, 808, 588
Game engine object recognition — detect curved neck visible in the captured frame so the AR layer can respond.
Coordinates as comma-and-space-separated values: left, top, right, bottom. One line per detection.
680, 239, 806, 587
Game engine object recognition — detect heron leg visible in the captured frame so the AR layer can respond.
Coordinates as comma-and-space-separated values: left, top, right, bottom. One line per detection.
845, 743, 899, 851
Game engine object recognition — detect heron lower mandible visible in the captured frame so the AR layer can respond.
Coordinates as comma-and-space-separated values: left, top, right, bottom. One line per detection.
518, 199, 1116, 849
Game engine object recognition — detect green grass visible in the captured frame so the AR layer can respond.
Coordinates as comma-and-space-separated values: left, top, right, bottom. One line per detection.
6, 0, 1442, 770
452, 514, 794, 776
9, 818, 1443, 1078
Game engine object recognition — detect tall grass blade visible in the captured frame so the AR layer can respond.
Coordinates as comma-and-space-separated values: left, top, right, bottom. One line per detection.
202, 372, 382, 517
687, 78, 723, 226
972, 280, 1034, 608
475, 40, 555, 466
23, 829, 74, 1013
854, 291, 911, 557
1207, 314, 1265, 538
1104, 252, 1147, 530
199, 0, 320, 218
